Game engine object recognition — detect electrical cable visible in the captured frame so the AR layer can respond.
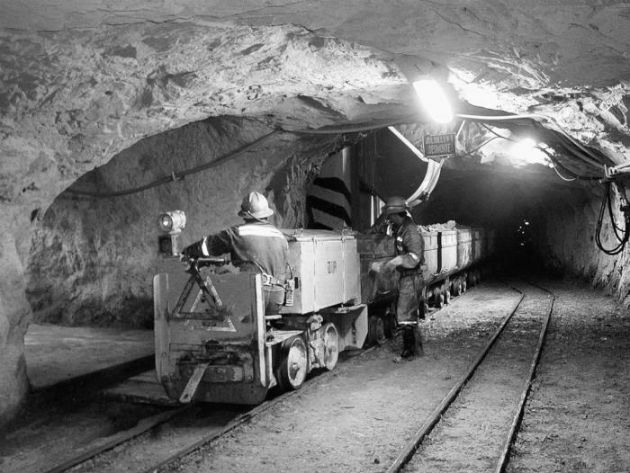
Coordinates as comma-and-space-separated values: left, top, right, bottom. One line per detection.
478, 123, 601, 181
63, 109, 607, 200
479, 123, 513, 142
550, 164, 576, 182
535, 145, 600, 182
473, 116, 630, 255
607, 183, 627, 237
290, 119, 412, 135
595, 182, 630, 255
66, 130, 280, 198
458, 112, 607, 170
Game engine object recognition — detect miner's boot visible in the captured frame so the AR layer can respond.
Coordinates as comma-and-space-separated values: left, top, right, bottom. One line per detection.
413, 324, 424, 357
400, 326, 415, 359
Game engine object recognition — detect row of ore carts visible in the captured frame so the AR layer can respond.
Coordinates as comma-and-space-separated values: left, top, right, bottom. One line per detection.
358, 225, 496, 344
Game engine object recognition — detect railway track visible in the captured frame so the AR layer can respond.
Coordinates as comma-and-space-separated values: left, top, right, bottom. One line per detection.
3, 281, 550, 473
26, 348, 374, 473
386, 281, 554, 473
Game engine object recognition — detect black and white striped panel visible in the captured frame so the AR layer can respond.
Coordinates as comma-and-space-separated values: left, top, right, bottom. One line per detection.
306, 151, 352, 230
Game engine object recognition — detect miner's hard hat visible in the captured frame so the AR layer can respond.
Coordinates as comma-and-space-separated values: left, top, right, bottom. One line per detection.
238, 191, 274, 219
382, 196, 409, 216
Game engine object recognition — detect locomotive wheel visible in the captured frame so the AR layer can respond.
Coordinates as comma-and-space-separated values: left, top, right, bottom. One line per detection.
368, 315, 387, 347
322, 322, 340, 371
277, 336, 308, 391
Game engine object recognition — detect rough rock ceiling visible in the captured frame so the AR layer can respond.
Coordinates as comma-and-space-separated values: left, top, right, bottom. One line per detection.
1, 1, 629, 214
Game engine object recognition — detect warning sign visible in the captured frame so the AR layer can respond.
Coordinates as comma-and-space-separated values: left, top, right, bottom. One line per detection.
423, 133, 456, 159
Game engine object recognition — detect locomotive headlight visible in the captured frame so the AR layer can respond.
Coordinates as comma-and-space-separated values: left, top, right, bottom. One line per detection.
157, 210, 186, 257
158, 210, 186, 234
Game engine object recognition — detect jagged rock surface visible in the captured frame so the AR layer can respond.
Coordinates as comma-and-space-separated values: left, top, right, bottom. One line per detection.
1, 0, 629, 423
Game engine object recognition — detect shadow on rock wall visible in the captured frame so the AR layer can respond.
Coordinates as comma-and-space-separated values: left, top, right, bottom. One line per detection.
25, 116, 338, 328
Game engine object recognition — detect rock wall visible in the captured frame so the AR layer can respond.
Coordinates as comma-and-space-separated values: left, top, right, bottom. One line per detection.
538, 184, 630, 307
26, 116, 339, 327
0, 222, 31, 426
1, 0, 628, 430
0, 21, 400, 423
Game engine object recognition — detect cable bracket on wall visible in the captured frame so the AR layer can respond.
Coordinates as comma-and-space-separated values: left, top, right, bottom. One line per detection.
603, 163, 630, 181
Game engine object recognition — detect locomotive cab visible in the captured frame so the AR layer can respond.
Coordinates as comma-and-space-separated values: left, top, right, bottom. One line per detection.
153, 212, 368, 404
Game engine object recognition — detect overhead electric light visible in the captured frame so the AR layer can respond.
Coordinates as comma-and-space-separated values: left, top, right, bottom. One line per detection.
412, 79, 454, 124
509, 138, 552, 167
511, 137, 537, 156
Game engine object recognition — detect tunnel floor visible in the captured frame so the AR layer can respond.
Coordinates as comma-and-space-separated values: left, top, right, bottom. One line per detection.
2, 278, 628, 473
158, 278, 630, 473
24, 324, 153, 390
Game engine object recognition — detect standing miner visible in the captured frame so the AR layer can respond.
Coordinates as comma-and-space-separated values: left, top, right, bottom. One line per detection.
182, 191, 289, 314
382, 196, 425, 359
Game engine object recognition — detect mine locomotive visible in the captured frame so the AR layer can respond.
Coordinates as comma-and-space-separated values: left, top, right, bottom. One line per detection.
154, 212, 367, 404
153, 211, 492, 404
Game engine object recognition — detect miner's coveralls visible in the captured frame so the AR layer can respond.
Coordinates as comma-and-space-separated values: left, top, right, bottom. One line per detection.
393, 218, 425, 323
186, 221, 289, 314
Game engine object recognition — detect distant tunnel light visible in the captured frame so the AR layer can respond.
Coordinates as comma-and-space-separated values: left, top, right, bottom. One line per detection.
412, 79, 454, 124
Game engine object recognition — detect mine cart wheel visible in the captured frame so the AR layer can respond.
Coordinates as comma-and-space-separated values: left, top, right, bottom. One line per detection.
444, 288, 451, 305
384, 310, 396, 339
277, 336, 308, 391
453, 281, 461, 297
368, 315, 387, 347
462, 278, 468, 293
433, 287, 444, 308
322, 322, 340, 371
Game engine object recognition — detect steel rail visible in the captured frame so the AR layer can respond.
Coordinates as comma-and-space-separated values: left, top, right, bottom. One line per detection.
385, 287, 526, 473
49, 346, 376, 473
139, 345, 377, 473
139, 390, 299, 473
138, 280, 479, 473
494, 284, 555, 473
42, 407, 189, 473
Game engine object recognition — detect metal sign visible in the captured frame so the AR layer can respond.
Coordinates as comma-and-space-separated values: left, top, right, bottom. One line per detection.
423, 133, 456, 159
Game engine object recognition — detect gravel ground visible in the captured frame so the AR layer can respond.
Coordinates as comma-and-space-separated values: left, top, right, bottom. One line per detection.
508, 279, 630, 473
164, 282, 520, 473
8, 279, 627, 473
161, 279, 630, 473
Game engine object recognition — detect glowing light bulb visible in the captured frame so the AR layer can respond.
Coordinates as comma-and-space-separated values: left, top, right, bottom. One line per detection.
511, 137, 538, 156
412, 79, 454, 124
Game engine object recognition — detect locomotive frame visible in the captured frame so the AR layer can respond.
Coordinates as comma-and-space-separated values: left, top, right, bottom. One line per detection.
153, 230, 368, 404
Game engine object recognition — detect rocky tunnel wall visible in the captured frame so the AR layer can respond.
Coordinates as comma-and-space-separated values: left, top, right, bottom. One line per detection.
26, 116, 338, 328
1, 0, 629, 428
0, 18, 407, 427
537, 184, 630, 307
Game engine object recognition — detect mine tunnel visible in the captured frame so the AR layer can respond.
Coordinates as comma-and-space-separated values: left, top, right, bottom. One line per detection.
1, 2, 630, 473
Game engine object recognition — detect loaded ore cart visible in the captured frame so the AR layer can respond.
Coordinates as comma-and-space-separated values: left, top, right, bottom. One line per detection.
153, 212, 367, 404
356, 223, 493, 344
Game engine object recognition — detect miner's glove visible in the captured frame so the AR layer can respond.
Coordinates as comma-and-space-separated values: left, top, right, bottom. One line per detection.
181, 240, 204, 259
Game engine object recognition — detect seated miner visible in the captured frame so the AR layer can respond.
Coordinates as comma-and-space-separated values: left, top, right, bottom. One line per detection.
181, 191, 289, 314
381, 196, 425, 360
